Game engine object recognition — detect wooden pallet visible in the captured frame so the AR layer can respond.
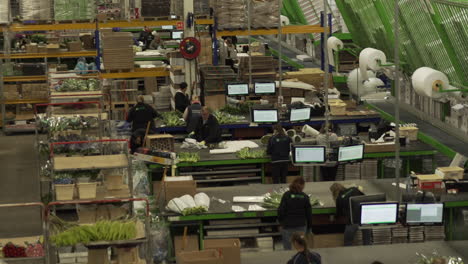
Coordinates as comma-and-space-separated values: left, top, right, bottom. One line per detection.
54, 19, 95, 24
102, 68, 133, 74
141, 16, 178, 21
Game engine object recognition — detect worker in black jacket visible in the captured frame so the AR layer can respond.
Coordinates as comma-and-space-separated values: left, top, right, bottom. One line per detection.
183, 96, 202, 134
174, 82, 190, 113
267, 123, 292, 184
278, 177, 313, 250
127, 96, 161, 132
330, 183, 370, 246
194, 107, 222, 144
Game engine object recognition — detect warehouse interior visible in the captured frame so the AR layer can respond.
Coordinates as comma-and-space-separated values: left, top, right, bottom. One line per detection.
0, 0, 467, 263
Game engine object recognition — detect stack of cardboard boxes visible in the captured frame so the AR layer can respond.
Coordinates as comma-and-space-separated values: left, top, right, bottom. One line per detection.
102, 32, 134, 70
284, 68, 334, 90
3, 84, 19, 100
198, 36, 213, 65
238, 56, 276, 82
21, 83, 48, 99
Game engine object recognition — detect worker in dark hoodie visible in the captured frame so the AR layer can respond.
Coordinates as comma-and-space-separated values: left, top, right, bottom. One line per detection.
174, 82, 190, 113
126, 95, 160, 132
267, 123, 292, 184
278, 177, 313, 250
183, 96, 202, 134
194, 106, 222, 145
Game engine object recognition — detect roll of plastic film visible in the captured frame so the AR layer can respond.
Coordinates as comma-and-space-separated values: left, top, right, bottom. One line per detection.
327, 37, 344, 66
411, 67, 449, 100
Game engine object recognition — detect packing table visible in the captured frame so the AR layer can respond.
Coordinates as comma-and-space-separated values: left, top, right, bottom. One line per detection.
241, 241, 468, 264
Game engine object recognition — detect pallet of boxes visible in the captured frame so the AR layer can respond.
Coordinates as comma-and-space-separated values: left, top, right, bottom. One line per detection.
198, 34, 213, 65
200, 65, 237, 110
101, 31, 134, 71
238, 56, 276, 82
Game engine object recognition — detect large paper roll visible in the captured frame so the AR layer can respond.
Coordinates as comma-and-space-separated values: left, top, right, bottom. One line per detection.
359, 48, 387, 80
302, 125, 319, 137
347, 68, 380, 97
327, 37, 344, 66
412, 67, 450, 100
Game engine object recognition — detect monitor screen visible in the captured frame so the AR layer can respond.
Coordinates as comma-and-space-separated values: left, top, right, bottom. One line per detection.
406, 203, 444, 224
172, 31, 184, 39
162, 26, 174, 30
290, 108, 311, 122
350, 194, 386, 225
338, 144, 364, 162
251, 109, 278, 123
360, 202, 399, 225
227, 83, 249, 96
254, 82, 276, 95
292, 145, 326, 163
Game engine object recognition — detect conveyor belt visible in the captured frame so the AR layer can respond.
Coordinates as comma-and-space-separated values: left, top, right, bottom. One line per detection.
256, 36, 320, 69
241, 241, 468, 264
368, 100, 468, 158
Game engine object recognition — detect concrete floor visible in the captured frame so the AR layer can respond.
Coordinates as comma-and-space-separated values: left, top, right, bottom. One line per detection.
0, 134, 43, 238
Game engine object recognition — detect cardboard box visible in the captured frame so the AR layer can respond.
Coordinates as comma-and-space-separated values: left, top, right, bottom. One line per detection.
67, 41, 82, 52
88, 249, 109, 264
364, 142, 396, 153
399, 126, 419, 141
174, 235, 199, 253
176, 249, 223, 264
311, 233, 344, 248
26, 43, 38, 53
117, 247, 138, 264
435, 167, 464, 180
163, 178, 197, 203
415, 174, 444, 190
205, 94, 226, 111
204, 239, 240, 264
47, 43, 60, 53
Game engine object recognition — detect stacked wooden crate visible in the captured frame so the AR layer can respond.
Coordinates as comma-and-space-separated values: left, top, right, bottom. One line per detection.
142, 0, 170, 17
102, 32, 134, 71
239, 56, 276, 82
200, 66, 236, 110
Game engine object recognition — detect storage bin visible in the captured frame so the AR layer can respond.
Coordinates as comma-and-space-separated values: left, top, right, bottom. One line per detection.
77, 182, 97, 199
55, 184, 75, 201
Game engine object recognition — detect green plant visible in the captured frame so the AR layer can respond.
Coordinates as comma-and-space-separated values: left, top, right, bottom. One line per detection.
213, 111, 243, 124
178, 152, 200, 163
158, 111, 185, 127
236, 147, 266, 159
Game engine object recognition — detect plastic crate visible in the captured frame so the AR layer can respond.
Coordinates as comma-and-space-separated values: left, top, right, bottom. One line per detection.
55, 184, 74, 201
77, 182, 97, 199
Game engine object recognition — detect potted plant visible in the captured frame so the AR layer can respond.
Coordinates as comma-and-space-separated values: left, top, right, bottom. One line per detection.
53, 173, 74, 201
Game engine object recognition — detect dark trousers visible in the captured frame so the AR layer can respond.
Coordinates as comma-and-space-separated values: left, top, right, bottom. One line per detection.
272, 162, 288, 184
320, 165, 338, 181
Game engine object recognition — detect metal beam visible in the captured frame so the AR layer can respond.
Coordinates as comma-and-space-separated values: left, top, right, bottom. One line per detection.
217, 25, 325, 37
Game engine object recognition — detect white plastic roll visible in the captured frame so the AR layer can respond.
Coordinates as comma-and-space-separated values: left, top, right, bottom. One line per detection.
327, 37, 344, 67
292, 135, 302, 143
280, 15, 290, 26
302, 125, 319, 137
286, 129, 296, 138
347, 68, 378, 97
412, 67, 452, 100
359, 48, 387, 81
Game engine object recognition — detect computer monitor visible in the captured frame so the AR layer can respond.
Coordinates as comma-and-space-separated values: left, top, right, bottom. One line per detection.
226, 83, 249, 96
360, 202, 399, 225
254, 82, 276, 95
349, 194, 386, 225
251, 109, 278, 123
162, 25, 174, 30
405, 203, 444, 225
290, 108, 312, 123
291, 145, 326, 164
171, 31, 184, 40
338, 144, 364, 162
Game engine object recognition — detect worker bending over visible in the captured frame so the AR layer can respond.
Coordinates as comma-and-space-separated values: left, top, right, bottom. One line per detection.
127, 95, 160, 132
194, 107, 222, 145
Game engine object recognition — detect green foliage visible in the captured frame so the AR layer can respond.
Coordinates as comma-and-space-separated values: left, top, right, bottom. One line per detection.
181, 206, 207, 216
178, 152, 200, 163
51, 220, 137, 247
213, 111, 243, 125
158, 111, 185, 127
236, 147, 266, 159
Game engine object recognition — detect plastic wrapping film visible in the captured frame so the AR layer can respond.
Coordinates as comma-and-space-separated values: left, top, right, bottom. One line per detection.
250, 0, 280, 29
54, 0, 96, 21
0, 0, 10, 24
215, 0, 247, 30
20, 0, 51, 20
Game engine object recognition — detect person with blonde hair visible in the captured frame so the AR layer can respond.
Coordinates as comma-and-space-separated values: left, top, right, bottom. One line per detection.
278, 177, 313, 250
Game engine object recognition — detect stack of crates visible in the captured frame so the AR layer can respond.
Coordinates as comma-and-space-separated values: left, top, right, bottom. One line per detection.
200, 66, 237, 110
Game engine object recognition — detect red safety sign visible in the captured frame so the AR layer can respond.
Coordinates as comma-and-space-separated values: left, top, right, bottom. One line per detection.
176, 21, 184, 30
